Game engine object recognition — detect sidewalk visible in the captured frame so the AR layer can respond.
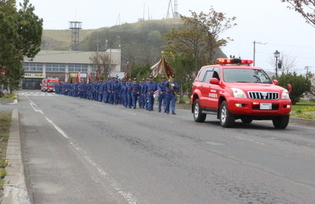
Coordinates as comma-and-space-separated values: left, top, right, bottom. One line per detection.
2, 109, 31, 204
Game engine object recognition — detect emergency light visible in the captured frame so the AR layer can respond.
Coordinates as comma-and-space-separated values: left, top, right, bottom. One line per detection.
216, 58, 254, 65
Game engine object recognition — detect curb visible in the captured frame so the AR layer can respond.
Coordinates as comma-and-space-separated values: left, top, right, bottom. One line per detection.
290, 117, 315, 127
2, 109, 31, 204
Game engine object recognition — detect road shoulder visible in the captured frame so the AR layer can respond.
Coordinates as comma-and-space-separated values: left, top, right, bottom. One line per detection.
2, 109, 31, 204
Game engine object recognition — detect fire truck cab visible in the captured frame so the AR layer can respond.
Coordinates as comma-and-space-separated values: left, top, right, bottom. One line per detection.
40, 78, 60, 92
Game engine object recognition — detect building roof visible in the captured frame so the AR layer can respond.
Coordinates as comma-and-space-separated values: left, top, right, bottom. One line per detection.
24, 50, 121, 64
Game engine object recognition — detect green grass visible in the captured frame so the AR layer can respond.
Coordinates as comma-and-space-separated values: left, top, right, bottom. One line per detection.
0, 169, 7, 178
0, 93, 15, 100
291, 99, 315, 119
0, 111, 11, 189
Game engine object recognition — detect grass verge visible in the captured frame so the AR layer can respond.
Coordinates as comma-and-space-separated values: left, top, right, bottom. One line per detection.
0, 111, 11, 189
0, 93, 15, 100
291, 100, 315, 119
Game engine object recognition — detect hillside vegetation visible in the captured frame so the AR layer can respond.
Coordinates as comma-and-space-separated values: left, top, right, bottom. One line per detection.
41, 18, 225, 67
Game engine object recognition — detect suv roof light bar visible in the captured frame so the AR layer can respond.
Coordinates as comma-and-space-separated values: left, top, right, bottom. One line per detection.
216, 58, 254, 65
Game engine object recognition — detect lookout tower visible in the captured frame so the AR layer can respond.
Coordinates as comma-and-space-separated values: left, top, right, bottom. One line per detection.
69, 21, 82, 51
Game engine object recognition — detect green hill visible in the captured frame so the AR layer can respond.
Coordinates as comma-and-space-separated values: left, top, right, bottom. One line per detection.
41, 18, 226, 66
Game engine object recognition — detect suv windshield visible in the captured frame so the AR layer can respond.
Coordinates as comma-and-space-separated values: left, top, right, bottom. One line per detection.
223, 68, 272, 84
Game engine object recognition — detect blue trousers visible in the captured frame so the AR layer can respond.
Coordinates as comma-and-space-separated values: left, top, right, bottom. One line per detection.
158, 93, 166, 112
165, 93, 176, 113
131, 92, 138, 108
147, 93, 154, 111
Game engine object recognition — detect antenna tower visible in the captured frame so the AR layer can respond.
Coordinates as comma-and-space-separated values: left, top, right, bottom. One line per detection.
69, 21, 82, 51
166, 0, 179, 18
174, 0, 179, 17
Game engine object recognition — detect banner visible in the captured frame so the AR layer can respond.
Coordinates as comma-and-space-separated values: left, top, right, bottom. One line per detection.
150, 57, 174, 79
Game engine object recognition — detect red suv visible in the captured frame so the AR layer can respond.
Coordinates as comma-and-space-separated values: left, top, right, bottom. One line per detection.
190, 58, 292, 129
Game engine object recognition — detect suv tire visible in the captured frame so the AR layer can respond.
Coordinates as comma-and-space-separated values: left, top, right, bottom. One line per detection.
272, 115, 289, 129
219, 101, 235, 127
193, 99, 206, 122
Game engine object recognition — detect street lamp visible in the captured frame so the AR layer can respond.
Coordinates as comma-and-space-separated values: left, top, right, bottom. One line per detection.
273, 50, 280, 78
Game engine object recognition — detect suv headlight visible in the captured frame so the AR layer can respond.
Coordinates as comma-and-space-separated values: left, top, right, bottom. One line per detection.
231, 88, 247, 98
281, 90, 290, 99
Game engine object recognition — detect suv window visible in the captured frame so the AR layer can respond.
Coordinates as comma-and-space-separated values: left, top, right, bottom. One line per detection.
198, 68, 208, 82
223, 68, 272, 83
204, 70, 214, 83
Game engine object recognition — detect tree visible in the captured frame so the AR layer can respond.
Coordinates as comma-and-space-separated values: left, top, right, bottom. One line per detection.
0, 0, 43, 92
281, 0, 315, 27
17, 0, 43, 59
277, 72, 312, 104
163, 8, 236, 79
162, 8, 236, 97
306, 72, 315, 101
89, 52, 115, 80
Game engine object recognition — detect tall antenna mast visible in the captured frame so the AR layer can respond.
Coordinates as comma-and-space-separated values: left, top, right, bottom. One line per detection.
166, 0, 173, 18
174, 0, 179, 17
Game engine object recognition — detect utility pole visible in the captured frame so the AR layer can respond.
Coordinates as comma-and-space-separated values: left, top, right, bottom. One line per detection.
252, 41, 266, 66
93, 36, 101, 51
305, 66, 312, 77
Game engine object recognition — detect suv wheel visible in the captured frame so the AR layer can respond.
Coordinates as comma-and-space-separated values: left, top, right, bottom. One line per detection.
272, 115, 289, 129
219, 101, 235, 127
193, 99, 206, 122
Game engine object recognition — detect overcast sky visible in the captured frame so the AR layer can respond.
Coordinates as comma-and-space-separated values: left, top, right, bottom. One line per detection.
16, 0, 315, 75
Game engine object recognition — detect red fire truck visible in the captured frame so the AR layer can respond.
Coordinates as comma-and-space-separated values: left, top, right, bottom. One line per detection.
40, 78, 61, 92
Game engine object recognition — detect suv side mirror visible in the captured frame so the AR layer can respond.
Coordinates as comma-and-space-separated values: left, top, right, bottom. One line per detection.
287, 84, 292, 94
210, 78, 219, 85
273, 80, 279, 85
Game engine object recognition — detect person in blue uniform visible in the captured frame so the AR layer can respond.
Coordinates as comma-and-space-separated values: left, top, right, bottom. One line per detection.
138, 79, 146, 109
107, 78, 114, 104
102, 80, 109, 103
165, 75, 179, 115
112, 77, 121, 104
157, 76, 167, 112
131, 78, 140, 109
146, 76, 157, 111
98, 81, 105, 102
120, 81, 127, 107
126, 79, 132, 108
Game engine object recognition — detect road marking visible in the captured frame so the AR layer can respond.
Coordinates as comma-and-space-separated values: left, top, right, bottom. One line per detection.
18, 91, 58, 96
24, 94, 140, 204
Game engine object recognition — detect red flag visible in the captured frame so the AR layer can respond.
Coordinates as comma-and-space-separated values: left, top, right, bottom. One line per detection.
162, 58, 174, 79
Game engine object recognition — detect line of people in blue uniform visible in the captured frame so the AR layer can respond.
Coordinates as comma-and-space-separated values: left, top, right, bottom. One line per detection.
54, 75, 179, 114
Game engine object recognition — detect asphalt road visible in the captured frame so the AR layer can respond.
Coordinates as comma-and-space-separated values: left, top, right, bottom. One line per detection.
15, 90, 315, 204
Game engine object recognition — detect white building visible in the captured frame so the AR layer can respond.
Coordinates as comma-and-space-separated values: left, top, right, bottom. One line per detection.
22, 49, 123, 89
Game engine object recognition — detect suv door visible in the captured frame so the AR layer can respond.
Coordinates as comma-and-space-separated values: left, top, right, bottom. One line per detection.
200, 68, 214, 109
208, 67, 221, 110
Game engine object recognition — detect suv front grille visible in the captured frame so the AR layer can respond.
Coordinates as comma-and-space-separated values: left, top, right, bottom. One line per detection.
248, 92, 279, 100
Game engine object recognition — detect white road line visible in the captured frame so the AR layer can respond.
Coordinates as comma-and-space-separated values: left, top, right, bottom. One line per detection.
24, 94, 140, 204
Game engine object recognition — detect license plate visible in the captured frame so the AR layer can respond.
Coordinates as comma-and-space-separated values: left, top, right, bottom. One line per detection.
260, 103, 272, 110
